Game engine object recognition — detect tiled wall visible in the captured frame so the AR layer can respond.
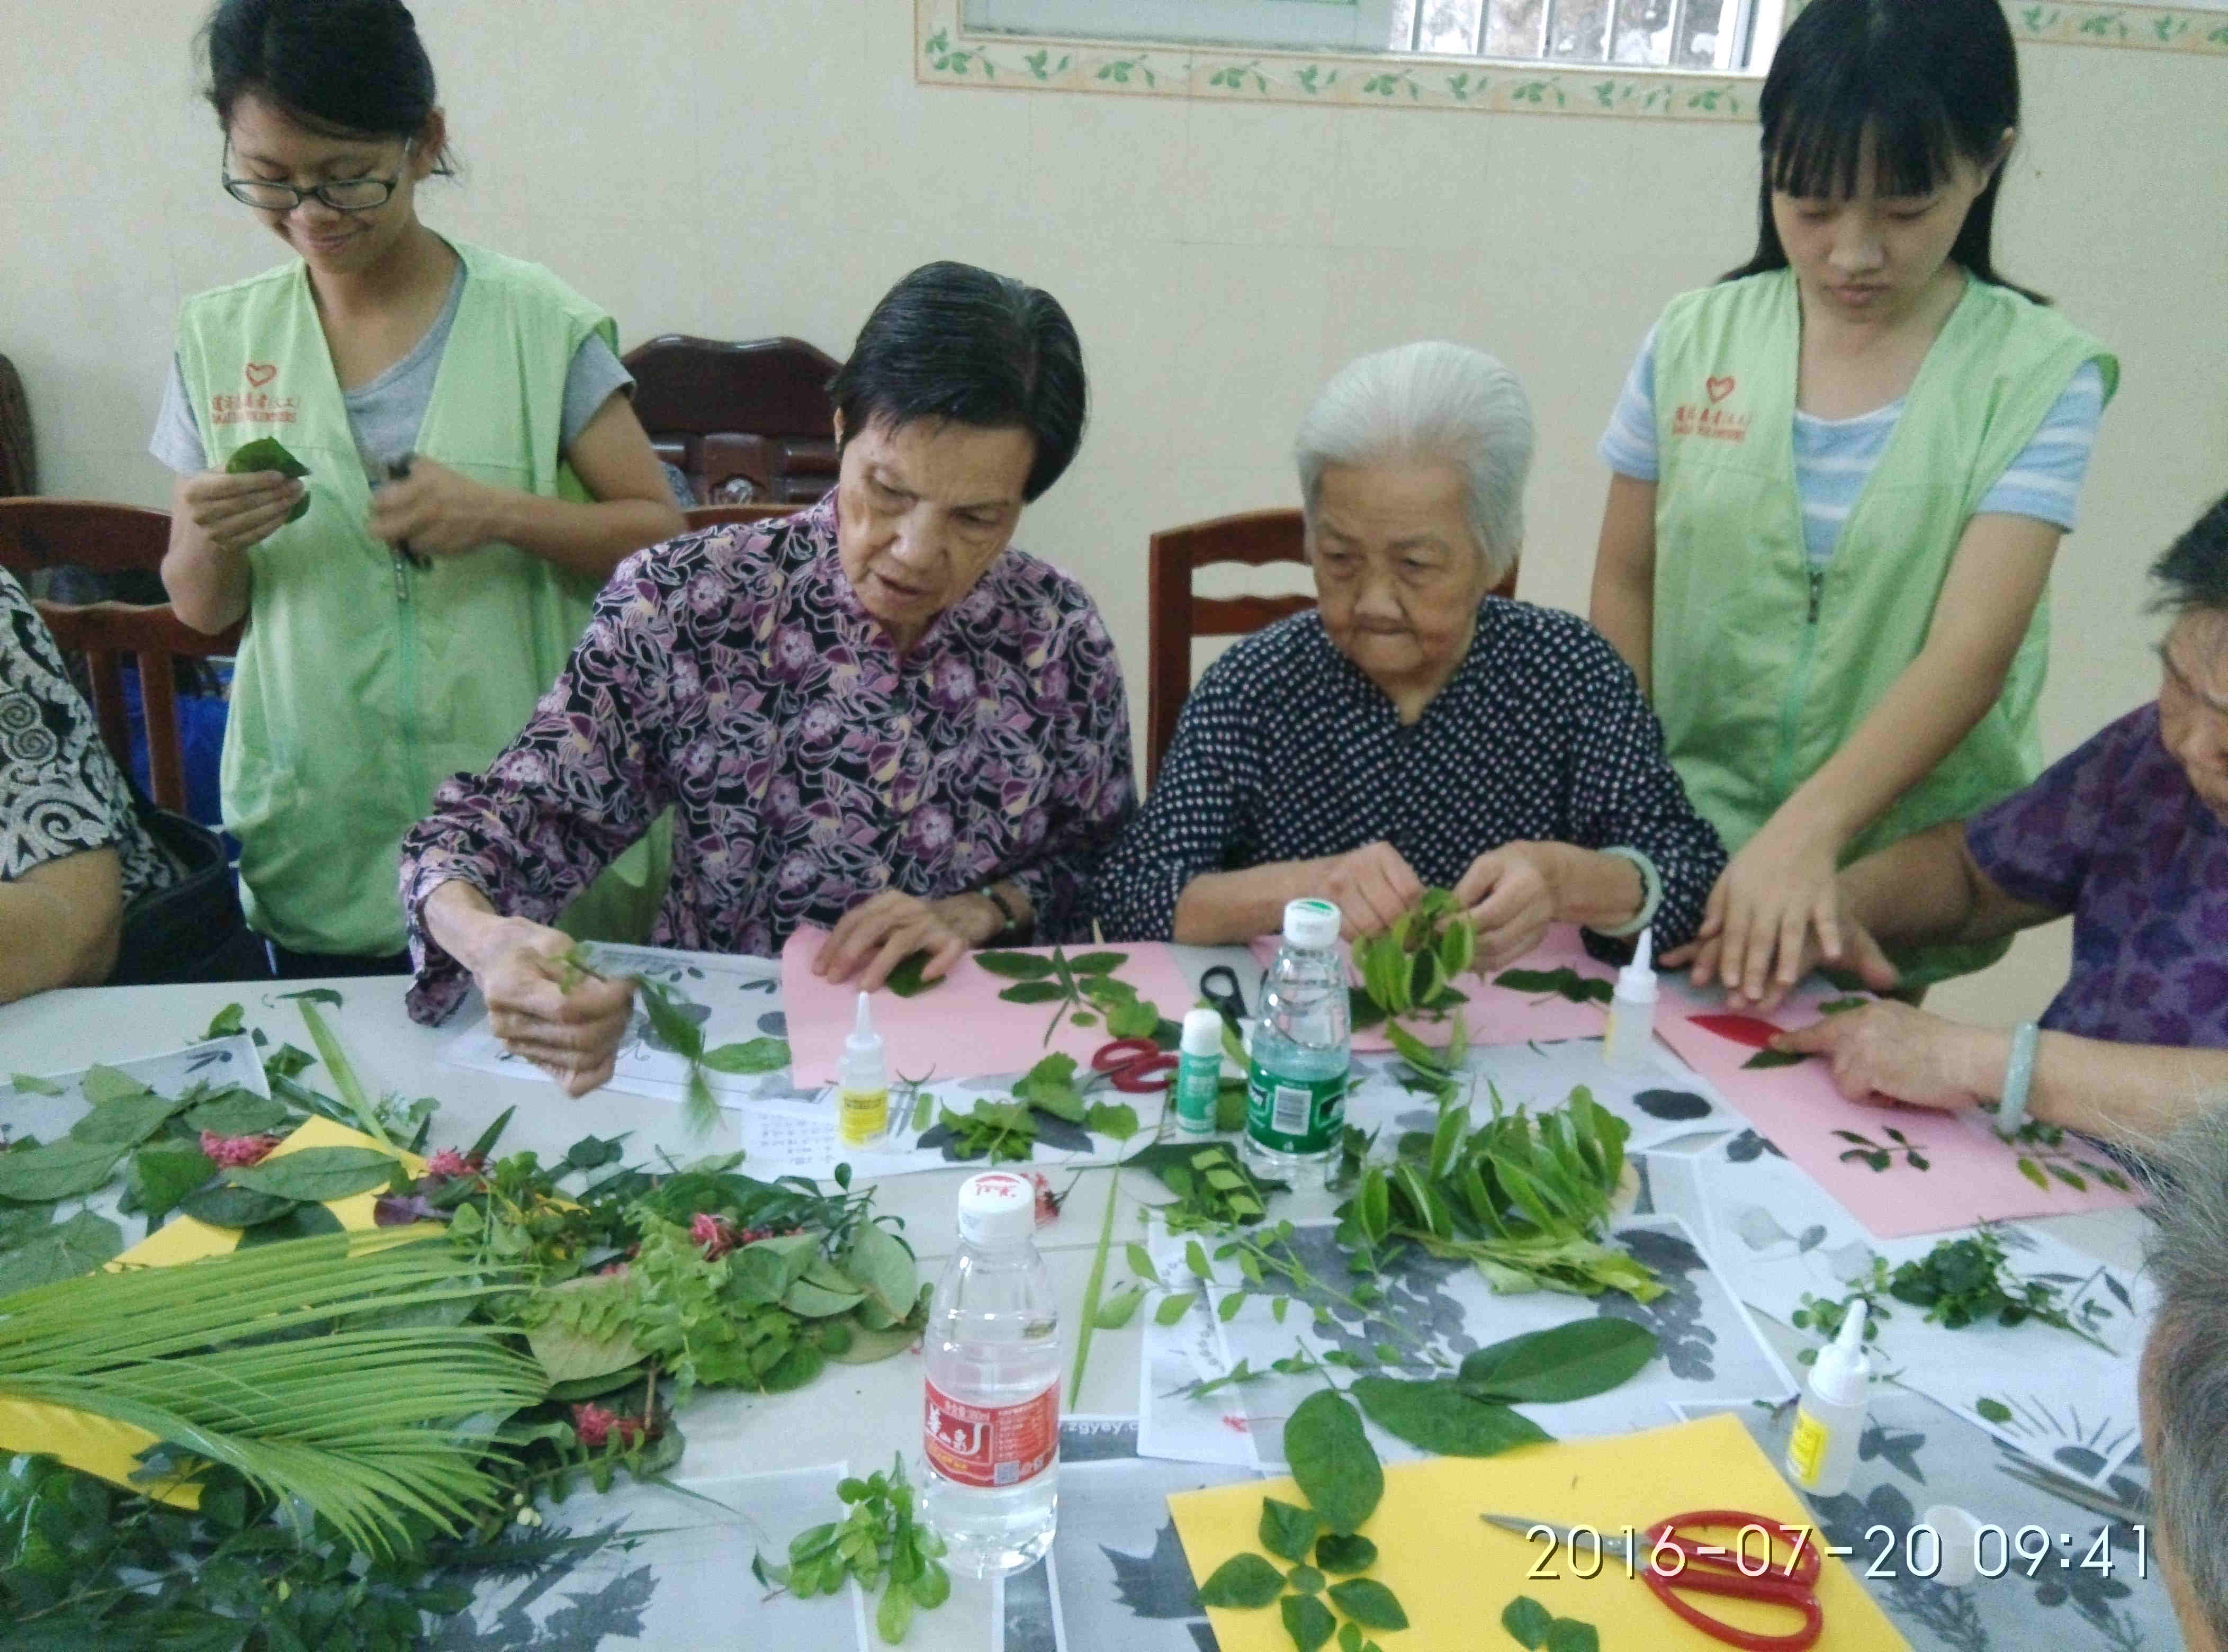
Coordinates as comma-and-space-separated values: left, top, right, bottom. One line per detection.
4, 0, 2223, 1020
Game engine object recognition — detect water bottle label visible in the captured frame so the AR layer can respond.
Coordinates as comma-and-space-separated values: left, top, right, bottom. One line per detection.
1244, 1062, 1346, 1154
923, 1378, 1058, 1489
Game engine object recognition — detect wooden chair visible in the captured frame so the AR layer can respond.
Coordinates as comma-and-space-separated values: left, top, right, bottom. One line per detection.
684, 502, 796, 532
0, 499, 241, 813
1145, 508, 1520, 785
624, 335, 841, 507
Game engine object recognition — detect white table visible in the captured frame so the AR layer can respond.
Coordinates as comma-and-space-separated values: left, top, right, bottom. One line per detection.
0, 969, 2160, 1651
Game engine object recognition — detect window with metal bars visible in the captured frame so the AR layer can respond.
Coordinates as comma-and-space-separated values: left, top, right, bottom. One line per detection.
1395, 0, 1767, 69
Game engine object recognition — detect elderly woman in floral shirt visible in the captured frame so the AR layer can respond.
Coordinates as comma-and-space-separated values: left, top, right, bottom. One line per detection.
401, 263, 1133, 1092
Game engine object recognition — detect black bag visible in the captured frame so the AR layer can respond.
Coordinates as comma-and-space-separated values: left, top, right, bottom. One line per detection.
107, 802, 269, 986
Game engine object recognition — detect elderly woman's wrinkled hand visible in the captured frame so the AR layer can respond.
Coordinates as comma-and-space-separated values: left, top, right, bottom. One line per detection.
1453, 844, 1556, 968
1667, 918, 1901, 1012
1322, 841, 1425, 941
816, 890, 985, 991
472, 919, 636, 1097
1771, 1001, 2003, 1114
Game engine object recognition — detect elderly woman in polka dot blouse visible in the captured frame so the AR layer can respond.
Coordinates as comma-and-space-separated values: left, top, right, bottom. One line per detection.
1096, 342, 1726, 960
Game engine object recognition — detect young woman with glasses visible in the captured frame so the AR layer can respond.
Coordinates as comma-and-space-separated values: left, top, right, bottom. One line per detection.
152, 0, 684, 978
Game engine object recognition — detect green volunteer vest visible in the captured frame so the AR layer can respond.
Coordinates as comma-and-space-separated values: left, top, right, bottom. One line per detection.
1651, 268, 2115, 984
177, 240, 666, 955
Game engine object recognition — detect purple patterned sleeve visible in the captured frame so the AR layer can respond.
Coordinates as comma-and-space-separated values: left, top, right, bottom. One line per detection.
1001, 598, 1136, 942
1963, 712, 2134, 918
400, 545, 680, 1022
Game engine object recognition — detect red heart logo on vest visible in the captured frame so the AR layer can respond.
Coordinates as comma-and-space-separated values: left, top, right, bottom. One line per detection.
245, 362, 276, 388
1705, 374, 1736, 404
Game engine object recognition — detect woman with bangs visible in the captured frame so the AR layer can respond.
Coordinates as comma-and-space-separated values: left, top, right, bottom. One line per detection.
1588, 0, 2115, 1005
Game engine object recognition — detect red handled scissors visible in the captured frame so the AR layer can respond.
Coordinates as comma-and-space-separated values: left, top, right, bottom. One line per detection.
1481, 1509, 1824, 1650
1091, 1037, 1178, 1093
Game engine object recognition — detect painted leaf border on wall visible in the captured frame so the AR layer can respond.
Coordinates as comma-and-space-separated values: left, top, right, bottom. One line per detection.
915, 0, 2226, 124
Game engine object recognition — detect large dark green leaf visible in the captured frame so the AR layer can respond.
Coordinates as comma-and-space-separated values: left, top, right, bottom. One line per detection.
1456, 1319, 1659, 1404
0, 1138, 125, 1202
79, 1065, 154, 1107
1283, 1390, 1382, 1536
1327, 1577, 1408, 1630
1350, 1377, 1549, 1457
1259, 1496, 1318, 1563
1280, 1593, 1335, 1650
130, 1145, 219, 1225
0, 1210, 123, 1297
70, 1088, 190, 1147
235, 1202, 347, 1247
997, 981, 1066, 1005
974, 951, 1058, 981
884, 951, 939, 998
176, 1184, 299, 1228
1501, 1596, 1555, 1649
1314, 1532, 1377, 1574
184, 1088, 290, 1136
223, 1146, 399, 1203
226, 435, 311, 479
1063, 951, 1127, 976
1196, 1551, 1284, 1608
633, 977, 706, 1061
700, 1038, 789, 1075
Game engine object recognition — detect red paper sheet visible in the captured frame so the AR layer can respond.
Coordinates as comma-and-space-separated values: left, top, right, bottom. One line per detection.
1654, 977, 2143, 1239
781, 928, 1205, 1087
1250, 921, 1613, 1052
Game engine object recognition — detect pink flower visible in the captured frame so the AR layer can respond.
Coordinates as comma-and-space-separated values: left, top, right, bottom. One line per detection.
1221, 1414, 1251, 1434
200, 1131, 281, 1168
1029, 1171, 1062, 1226
424, 1147, 484, 1182
691, 1212, 739, 1259
572, 1403, 648, 1451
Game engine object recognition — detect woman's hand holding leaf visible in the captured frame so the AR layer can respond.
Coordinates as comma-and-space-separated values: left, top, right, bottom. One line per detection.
1320, 842, 1424, 941
1453, 845, 1556, 969
445, 903, 634, 1096
180, 466, 307, 554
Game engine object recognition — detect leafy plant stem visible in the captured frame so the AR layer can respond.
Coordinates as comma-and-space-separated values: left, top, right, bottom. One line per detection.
1070, 1166, 1122, 1406
295, 999, 394, 1149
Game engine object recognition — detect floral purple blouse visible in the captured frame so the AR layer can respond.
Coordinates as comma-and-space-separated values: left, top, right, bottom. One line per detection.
401, 498, 1135, 1022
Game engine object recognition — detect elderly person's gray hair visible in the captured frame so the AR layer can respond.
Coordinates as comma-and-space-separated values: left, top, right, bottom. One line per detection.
2144, 1103, 2228, 1646
1293, 342, 1534, 586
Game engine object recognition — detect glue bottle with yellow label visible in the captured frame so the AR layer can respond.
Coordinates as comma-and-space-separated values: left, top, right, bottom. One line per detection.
839, 992, 890, 1146
1786, 1298, 1871, 1497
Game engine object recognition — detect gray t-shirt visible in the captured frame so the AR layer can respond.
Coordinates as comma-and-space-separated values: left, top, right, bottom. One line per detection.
149, 263, 633, 481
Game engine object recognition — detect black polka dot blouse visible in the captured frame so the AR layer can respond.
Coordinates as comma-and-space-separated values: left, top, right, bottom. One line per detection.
1093, 604, 1726, 946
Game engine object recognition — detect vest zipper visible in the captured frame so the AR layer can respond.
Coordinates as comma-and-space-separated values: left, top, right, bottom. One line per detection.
393, 553, 426, 805
1770, 568, 1827, 800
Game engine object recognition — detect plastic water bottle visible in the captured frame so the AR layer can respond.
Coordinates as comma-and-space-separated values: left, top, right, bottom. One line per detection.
1243, 897, 1351, 1189
921, 1170, 1061, 1576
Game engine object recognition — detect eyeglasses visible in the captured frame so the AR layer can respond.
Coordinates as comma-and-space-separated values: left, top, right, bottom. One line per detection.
222, 172, 401, 211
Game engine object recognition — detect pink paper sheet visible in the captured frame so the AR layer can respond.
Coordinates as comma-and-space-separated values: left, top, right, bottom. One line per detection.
782, 928, 1206, 1087
1653, 977, 2143, 1239
1251, 922, 1612, 1052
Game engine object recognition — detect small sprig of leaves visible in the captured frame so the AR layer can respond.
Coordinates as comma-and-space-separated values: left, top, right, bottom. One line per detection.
1886, 1228, 2121, 1352
1832, 1125, 1930, 1173
754, 1455, 950, 1644
1502, 1595, 1600, 1651
1999, 1114, 2135, 1194
1493, 967, 1613, 1008
937, 1100, 1039, 1164
555, 945, 789, 1135
1351, 891, 1476, 1074
976, 947, 1160, 1043
1124, 1139, 1278, 1232
1195, 1390, 1407, 1650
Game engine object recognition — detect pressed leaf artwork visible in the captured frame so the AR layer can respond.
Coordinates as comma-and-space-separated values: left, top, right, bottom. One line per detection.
1832, 1127, 1931, 1173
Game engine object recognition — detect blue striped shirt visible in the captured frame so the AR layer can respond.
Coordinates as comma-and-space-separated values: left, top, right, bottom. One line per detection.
1598, 325, 2106, 568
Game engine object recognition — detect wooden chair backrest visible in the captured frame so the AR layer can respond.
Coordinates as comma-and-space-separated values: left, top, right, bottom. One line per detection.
1145, 507, 1519, 785
624, 335, 840, 507
0, 498, 241, 812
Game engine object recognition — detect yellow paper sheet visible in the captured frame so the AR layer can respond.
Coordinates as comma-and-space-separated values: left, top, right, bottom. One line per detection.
1168, 1413, 1908, 1651
0, 1117, 426, 1506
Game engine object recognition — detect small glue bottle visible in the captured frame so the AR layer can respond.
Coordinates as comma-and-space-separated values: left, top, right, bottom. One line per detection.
1786, 1299, 1872, 1497
1173, 1008, 1224, 1138
1601, 926, 1657, 1073
838, 992, 890, 1147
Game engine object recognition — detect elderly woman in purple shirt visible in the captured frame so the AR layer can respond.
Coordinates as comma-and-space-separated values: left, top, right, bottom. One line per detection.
1704, 492, 2228, 1150
401, 263, 1133, 1092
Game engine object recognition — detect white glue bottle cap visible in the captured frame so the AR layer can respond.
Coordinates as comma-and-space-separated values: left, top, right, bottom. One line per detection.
842, 991, 885, 1093
1617, 926, 1657, 1004
1180, 1007, 1224, 1057
1810, 1298, 1872, 1407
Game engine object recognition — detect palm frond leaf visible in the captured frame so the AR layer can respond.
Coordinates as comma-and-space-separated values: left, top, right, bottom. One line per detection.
0, 1231, 543, 1555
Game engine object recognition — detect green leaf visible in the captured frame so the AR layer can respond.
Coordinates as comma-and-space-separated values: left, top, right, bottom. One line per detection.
842, 1222, 921, 1326
1259, 1496, 1319, 1562
233, 1201, 347, 1247
1327, 1577, 1408, 1630
130, 1145, 218, 1225
634, 976, 707, 1062
71, 1086, 192, 1148
876, 1576, 915, 1642
1283, 1389, 1382, 1535
1155, 1293, 1197, 1325
0, 1210, 123, 1297
1456, 1319, 1659, 1403
885, 950, 940, 998
185, 1088, 289, 1136
1125, 1241, 1161, 1285
1281, 1592, 1336, 1650
524, 1275, 646, 1384
1544, 1620, 1600, 1652
1350, 1377, 1550, 1457
2017, 1157, 2049, 1190
200, 1003, 247, 1040
176, 1183, 300, 1228
1742, 1048, 1810, 1069
702, 1037, 790, 1074
1339, 1626, 1365, 1652
224, 1146, 399, 1203
275, 987, 344, 1009
7, 1071, 65, 1096
1106, 998, 1160, 1039
1287, 1563, 1325, 1594
999, 981, 1066, 1004
1501, 1596, 1556, 1648
1084, 1101, 1140, 1141
1313, 1532, 1377, 1574
975, 951, 1058, 980
226, 435, 311, 479
1197, 1551, 1286, 1608
1975, 1397, 2014, 1425
1064, 951, 1127, 976
1092, 1286, 1144, 1330
79, 1064, 154, 1107
1817, 995, 1869, 1015
0, 1137, 125, 1201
